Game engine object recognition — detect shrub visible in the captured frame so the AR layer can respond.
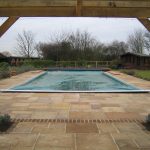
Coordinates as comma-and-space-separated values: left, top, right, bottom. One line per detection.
142, 114, 150, 131
0, 114, 11, 125
77, 60, 87, 67
0, 71, 10, 79
23, 60, 55, 68
12, 65, 35, 75
0, 114, 11, 132
0, 62, 10, 79
109, 60, 121, 69
0, 62, 9, 69
61, 61, 76, 67
146, 114, 150, 123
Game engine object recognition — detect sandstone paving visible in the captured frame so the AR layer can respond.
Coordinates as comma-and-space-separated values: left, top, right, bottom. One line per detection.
0, 122, 149, 150
114, 139, 139, 150
105, 112, 145, 120
111, 131, 150, 149
56, 111, 69, 119
134, 136, 150, 149
10, 146, 33, 150
102, 106, 125, 112
32, 123, 66, 134
0, 133, 37, 149
69, 111, 106, 120
34, 134, 75, 149
66, 123, 98, 133
114, 122, 142, 133
97, 123, 119, 133
31, 112, 58, 119
0, 71, 150, 149
76, 133, 118, 150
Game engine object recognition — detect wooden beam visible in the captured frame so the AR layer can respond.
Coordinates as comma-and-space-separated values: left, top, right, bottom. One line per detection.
83, 0, 150, 8
76, 0, 82, 16
0, 0, 150, 18
0, 0, 76, 7
0, 17, 19, 37
138, 18, 150, 32
0, 0, 150, 8
0, 7, 150, 18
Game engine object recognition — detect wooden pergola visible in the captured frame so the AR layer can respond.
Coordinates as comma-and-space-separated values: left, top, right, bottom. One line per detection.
0, 0, 150, 37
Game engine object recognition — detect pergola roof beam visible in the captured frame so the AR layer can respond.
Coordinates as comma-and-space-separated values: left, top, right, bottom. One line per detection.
138, 18, 150, 32
0, 17, 19, 37
0, 0, 150, 18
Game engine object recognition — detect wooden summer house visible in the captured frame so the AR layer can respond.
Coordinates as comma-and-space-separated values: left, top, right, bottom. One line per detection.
121, 52, 150, 69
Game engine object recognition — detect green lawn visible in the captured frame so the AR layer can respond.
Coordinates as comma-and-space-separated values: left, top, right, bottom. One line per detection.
121, 69, 150, 81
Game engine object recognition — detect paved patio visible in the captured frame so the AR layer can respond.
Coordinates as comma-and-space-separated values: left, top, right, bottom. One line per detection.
0, 70, 150, 150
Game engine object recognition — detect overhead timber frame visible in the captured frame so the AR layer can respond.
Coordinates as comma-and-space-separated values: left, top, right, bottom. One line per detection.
0, 0, 150, 37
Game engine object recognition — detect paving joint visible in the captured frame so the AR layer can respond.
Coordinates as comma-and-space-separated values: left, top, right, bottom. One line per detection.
32, 133, 40, 150
110, 133, 120, 150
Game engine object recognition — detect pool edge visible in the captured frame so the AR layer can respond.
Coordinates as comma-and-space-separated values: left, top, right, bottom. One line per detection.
1, 89, 150, 93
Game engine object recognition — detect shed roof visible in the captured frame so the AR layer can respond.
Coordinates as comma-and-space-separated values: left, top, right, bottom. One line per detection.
121, 52, 150, 58
0, 52, 7, 58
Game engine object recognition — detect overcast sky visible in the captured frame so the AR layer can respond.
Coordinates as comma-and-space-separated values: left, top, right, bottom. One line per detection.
0, 17, 147, 54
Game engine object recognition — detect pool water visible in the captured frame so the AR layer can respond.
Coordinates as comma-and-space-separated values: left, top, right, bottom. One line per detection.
11, 71, 139, 92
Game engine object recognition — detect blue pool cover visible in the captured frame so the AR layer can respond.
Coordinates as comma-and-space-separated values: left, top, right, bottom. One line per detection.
11, 71, 140, 92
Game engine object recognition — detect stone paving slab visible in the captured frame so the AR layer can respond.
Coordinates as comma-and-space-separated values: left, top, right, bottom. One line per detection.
34, 134, 75, 150
111, 131, 150, 149
114, 122, 142, 133
32, 123, 66, 134
134, 136, 150, 148
69, 111, 106, 120
114, 139, 138, 150
0, 133, 37, 149
105, 112, 144, 120
66, 123, 98, 133
97, 123, 119, 133
76, 133, 118, 150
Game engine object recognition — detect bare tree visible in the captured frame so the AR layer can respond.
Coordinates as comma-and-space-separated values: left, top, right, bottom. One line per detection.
127, 30, 145, 54
105, 41, 128, 56
68, 30, 96, 51
15, 30, 35, 58
35, 42, 44, 58
35, 30, 129, 61
144, 31, 150, 54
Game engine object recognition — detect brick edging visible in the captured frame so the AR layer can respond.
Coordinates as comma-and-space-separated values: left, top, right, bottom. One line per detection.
11, 118, 145, 123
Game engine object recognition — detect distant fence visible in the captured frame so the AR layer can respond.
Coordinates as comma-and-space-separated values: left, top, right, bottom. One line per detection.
16, 60, 114, 68
55, 61, 113, 68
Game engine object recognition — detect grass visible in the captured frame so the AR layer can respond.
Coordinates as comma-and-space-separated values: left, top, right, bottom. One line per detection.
121, 69, 150, 81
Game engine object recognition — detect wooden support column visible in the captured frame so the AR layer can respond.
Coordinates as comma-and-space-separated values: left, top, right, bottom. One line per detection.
76, 0, 82, 16
0, 17, 19, 37
138, 18, 150, 32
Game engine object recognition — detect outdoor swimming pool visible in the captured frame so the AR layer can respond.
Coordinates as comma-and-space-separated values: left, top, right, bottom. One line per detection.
9, 71, 144, 92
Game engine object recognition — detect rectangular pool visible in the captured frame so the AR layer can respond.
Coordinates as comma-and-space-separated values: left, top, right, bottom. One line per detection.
7, 71, 147, 93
